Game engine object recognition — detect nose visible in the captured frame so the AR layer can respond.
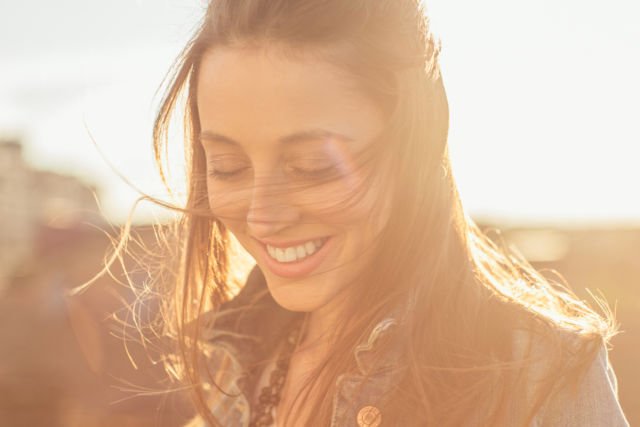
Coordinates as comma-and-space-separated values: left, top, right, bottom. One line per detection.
246, 175, 300, 238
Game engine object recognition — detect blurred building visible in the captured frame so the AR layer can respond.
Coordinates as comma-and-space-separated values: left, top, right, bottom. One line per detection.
0, 137, 101, 292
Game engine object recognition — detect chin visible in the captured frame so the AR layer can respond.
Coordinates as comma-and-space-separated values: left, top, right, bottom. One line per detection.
263, 273, 333, 313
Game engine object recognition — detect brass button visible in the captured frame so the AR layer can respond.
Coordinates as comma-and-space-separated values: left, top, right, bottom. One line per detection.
357, 405, 382, 427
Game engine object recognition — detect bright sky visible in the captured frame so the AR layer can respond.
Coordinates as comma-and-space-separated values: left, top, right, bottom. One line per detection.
1, 0, 638, 225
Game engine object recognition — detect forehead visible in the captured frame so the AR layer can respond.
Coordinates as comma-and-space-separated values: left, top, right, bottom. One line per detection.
195, 46, 384, 150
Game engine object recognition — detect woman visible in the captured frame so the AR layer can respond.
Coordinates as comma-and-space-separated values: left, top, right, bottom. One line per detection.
140, 0, 629, 426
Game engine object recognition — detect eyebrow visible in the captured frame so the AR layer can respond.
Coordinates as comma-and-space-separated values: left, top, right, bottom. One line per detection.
198, 128, 354, 146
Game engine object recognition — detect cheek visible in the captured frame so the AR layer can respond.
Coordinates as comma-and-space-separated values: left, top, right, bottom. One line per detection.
341, 175, 392, 245
206, 184, 249, 220
207, 182, 246, 215
305, 178, 389, 231
291, 170, 375, 222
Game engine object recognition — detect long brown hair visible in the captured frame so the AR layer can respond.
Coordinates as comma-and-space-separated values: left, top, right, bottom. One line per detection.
101, 0, 617, 425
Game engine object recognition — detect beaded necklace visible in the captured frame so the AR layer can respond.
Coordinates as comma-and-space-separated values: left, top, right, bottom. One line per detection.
249, 324, 302, 427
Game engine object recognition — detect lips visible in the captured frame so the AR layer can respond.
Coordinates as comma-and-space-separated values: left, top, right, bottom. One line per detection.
253, 235, 335, 279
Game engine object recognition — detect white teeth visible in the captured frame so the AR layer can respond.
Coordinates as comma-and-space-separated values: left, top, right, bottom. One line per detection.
275, 247, 285, 261
284, 247, 296, 262
304, 241, 316, 256
266, 238, 327, 263
296, 245, 306, 259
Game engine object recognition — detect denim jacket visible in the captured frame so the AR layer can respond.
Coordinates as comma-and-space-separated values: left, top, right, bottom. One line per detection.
188, 266, 629, 427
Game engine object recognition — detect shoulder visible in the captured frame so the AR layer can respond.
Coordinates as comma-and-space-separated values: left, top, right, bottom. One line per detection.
540, 343, 629, 426
511, 320, 629, 427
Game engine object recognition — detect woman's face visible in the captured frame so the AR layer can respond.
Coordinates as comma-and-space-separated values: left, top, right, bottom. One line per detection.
196, 46, 391, 313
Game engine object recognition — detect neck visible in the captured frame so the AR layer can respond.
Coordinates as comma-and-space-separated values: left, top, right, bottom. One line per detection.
276, 296, 352, 426
296, 297, 349, 360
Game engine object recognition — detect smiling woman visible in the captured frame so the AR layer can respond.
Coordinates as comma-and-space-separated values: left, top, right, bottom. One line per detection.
196, 47, 390, 319
104, 0, 629, 426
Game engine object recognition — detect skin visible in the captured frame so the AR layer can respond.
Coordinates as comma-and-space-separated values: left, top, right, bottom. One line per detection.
196, 47, 391, 408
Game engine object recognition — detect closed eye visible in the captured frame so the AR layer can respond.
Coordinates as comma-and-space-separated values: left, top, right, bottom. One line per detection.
287, 165, 339, 180
207, 158, 251, 180
207, 168, 250, 180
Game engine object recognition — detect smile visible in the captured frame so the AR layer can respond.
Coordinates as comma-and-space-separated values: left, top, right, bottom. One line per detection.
254, 236, 334, 278
266, 238, 329, 263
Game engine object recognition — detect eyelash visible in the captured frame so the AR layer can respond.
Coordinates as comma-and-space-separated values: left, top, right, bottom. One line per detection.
287, 165, 337, 179
207, 165, 337, 181
207, 168, 249, 180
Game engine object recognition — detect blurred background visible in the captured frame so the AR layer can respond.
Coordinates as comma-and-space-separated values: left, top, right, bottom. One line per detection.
1, 0, 638, 426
